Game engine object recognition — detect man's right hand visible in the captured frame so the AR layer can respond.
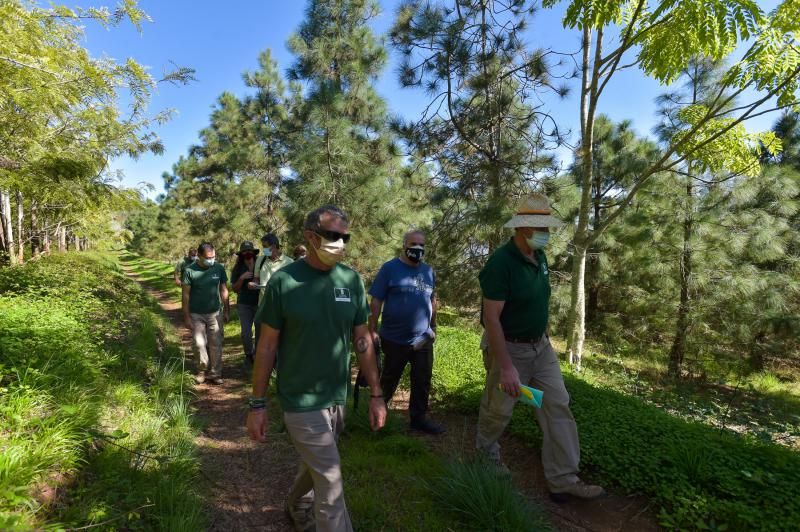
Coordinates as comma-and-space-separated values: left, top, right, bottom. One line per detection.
247, 409, 268, 442
174, 278, 182, 286
499, 364, 521, 397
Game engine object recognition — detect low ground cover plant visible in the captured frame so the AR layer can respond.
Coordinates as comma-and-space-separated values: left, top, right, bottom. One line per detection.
0, 253, 203, 530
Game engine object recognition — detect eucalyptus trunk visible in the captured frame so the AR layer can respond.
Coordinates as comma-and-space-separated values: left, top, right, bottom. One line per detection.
16, 190, 24, 263
1, 189, 17, 265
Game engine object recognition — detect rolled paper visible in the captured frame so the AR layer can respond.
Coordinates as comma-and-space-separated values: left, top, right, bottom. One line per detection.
498, 383, 544, 408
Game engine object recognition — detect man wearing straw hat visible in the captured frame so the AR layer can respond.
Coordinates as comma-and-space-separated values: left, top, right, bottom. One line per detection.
476, 193, 605, 501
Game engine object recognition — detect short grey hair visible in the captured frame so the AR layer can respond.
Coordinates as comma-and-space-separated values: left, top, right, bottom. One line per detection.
403, 229, 425, 246
303, 204, 349, 232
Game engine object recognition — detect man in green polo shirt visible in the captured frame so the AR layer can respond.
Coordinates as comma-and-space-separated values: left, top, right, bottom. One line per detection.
173, 248, 197, 286
246, 205, 385, 532
182, 242, 230, 385
476, 193, 605, 502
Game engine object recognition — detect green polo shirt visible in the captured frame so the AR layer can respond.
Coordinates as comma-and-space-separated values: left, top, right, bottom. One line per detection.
479, 238, 551, 339
183, 262, 228, 314
255, 260, 369, 412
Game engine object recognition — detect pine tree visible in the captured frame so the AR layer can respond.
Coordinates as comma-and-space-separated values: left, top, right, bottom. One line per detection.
284, 0, 424, 275
391, 0, 563, 304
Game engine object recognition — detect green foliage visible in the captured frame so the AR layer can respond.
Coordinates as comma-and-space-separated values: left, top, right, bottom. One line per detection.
429, 326, 800, 530
0, 0, 193, 262
424, 459, 552, 531
391, 0, 561, 306
0, 253, 203, 529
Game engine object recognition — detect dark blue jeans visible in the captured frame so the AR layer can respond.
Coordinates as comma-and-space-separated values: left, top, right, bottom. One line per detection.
237, 303, 258, 357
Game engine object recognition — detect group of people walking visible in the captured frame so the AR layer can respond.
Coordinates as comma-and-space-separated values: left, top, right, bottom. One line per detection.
178, 195, 604, 532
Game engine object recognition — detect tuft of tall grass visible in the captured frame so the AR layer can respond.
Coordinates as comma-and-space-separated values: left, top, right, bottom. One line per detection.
424, 459, 552, 531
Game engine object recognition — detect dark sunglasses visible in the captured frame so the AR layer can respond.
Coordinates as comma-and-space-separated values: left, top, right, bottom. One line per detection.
242, 253, 256, 260
315, 230, 351, 243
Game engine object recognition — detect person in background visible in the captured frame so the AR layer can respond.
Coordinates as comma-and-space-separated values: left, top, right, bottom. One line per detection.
182, 242, 229, 385
476, 193, 605, 501
174, 248, 197, 286
231, 241, 260, 364
293, 244, 307, 261
368, 229, 444, 434
253, 233, 293, 347
247, 205, 385, 532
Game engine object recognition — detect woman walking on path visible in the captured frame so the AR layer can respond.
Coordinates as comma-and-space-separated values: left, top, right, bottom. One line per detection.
231, 241, 261, 364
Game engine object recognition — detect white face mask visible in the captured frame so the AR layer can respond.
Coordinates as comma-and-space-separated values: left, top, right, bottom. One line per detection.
314, 236, 346, 266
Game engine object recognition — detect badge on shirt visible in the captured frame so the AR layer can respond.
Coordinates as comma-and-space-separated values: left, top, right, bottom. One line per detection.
334, 287, 351, 302
542, 263, 548, 276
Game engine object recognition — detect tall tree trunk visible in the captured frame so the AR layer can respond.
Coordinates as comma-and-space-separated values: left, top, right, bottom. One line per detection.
669, 175, 694, 377
0, 194, 6, 254
16, 190, 24, 264
73, 233, 81, 252
30, 199, 41, 257
1, 189, 17, 265
43, 223, 50, 254
587, 172, 602, 323
567, 26, 603, 369
58, 224, 66, 253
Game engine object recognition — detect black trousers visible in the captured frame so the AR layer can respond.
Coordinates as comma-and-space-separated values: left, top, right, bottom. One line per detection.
379, 336, 433, 422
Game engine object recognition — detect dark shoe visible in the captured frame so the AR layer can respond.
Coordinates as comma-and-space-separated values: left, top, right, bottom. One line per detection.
410, 418, 445, 435
208, 377, 224, 385
194, 374, 206, 384
550, 480, 606, 502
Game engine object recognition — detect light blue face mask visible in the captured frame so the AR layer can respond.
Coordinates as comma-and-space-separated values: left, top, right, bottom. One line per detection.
202, 257, 216, 267
525, 231, 550, 250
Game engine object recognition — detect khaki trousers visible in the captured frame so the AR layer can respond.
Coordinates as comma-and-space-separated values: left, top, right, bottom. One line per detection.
190, 312, 222, 378
284, 405, 353, 532
476, 334, 580, 490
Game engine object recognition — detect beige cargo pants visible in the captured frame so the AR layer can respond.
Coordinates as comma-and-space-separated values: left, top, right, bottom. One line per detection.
476, 334, 581, 490
190, 312, 223, 378
284, 405, 353, 532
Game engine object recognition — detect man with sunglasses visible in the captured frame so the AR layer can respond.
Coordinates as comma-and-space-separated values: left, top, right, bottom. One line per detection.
368, 229, 443, 434
247, 205, 385, 532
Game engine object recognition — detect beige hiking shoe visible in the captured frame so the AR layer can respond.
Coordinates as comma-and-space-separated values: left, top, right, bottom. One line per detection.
284, 498, 315, 531
194, 374, 206, 384
550, 481, 606, 502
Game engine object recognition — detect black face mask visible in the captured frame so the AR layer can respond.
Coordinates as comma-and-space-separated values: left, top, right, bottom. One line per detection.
405, 247, 424, 263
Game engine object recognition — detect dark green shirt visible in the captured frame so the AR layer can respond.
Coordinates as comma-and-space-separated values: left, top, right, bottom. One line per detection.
479, 238, 551, 339
183, 263, 228, 314
255, 260, 369, 412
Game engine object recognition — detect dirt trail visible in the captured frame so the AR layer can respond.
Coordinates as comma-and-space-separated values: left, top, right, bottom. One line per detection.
124, 268, 295, 531
127, 267, 659, 531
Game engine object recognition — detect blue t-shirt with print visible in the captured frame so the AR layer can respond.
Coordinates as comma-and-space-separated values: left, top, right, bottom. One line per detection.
369, 258, 435, 345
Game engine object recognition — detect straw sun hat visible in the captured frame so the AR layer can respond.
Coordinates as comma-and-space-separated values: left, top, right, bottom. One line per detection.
503, 193, 564, 229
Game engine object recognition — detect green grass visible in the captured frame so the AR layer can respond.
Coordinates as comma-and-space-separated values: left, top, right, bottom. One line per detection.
0, 252, 204, 530
425, 459, 551, 531
432, 326, 800, 531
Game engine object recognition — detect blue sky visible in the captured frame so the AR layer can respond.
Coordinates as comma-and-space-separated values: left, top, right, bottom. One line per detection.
73, 0, 781, 198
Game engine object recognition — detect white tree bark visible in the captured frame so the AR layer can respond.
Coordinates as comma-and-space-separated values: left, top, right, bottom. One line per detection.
1, 189, 17, 265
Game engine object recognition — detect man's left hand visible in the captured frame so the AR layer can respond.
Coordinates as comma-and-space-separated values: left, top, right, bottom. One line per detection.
223, 311, 230, 323
369, 397, 387, 431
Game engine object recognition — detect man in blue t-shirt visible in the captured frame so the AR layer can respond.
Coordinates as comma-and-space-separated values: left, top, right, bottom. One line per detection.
368, 229, 444, 434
